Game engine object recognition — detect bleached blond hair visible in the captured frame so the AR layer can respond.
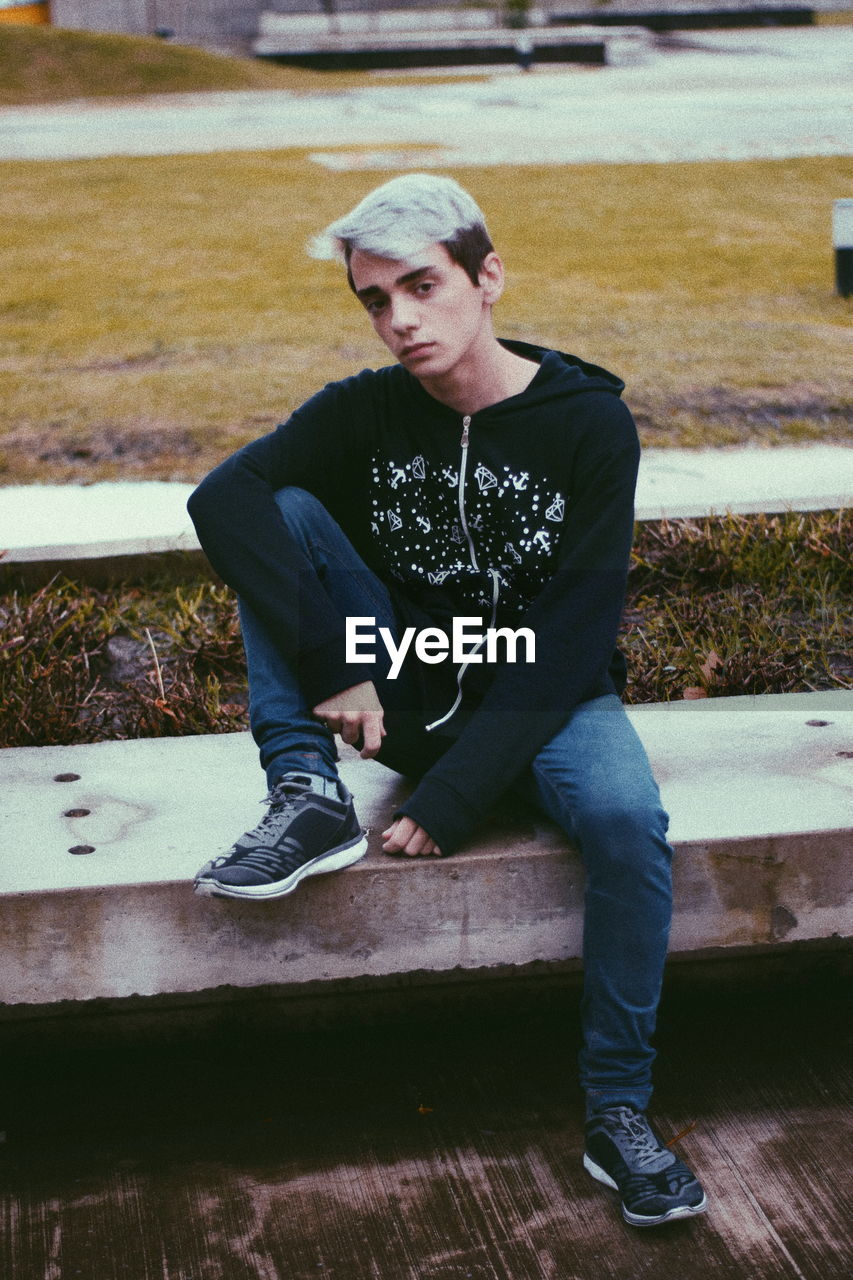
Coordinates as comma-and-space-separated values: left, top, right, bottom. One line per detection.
309, 173, 494, 288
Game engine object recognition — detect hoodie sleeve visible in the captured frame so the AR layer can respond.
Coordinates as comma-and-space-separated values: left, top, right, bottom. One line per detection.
187, 379, 378, 707
396, 394, 640, 855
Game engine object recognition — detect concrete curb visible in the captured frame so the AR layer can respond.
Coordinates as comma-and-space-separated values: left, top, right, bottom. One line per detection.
2, 691, 850, 1007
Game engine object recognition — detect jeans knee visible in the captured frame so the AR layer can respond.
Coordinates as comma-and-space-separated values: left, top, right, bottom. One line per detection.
272, 486, 324, 530
574, 799, 672, 869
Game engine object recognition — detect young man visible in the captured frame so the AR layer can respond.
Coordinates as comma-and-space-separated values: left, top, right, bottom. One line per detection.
188, 174, 706, 1228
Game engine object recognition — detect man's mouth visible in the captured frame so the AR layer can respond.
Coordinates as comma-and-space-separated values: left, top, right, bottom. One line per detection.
399, 342, 435, 360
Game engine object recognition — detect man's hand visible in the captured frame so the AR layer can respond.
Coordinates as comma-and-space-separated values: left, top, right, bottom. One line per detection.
312, 681, 386, 759
382, 815, 442, 858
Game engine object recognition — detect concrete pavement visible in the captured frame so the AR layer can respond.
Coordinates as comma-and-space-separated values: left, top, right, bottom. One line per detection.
0, 28, 849, 166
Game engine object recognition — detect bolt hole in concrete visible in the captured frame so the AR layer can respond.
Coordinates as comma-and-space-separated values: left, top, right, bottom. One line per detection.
64, 808, 91, 818
805, 720, 831, 727
68, 846, 96, 856
53, 773, 80, 782
837, 751, 853, 759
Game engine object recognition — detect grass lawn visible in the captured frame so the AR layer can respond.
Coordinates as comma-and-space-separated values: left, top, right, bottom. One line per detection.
0, 151, 850, 484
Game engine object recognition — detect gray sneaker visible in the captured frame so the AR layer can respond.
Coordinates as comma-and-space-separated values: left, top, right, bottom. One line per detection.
584, 1105, 707, 1227
194, 772, 367, 900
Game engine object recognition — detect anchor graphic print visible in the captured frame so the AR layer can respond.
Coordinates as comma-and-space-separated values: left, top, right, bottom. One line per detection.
370, 450, 567, 615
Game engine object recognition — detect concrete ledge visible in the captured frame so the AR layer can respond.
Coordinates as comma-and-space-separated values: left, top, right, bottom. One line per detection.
253, 29, 610, 69
1, 691, 850, 1008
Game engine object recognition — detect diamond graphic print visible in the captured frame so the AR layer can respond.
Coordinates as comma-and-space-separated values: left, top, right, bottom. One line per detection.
475, 464, 498, 492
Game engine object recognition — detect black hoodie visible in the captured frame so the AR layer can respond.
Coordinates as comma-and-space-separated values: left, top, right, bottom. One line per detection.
187, 340, 640, 854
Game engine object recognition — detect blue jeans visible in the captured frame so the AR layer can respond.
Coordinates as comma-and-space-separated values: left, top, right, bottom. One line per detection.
240, 488, 674, 1114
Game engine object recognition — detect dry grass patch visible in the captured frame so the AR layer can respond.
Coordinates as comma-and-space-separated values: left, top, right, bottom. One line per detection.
0, 25, 316, 105
0, 152, 850, 482
1, 511, 848, 749
0, 24, 486, 106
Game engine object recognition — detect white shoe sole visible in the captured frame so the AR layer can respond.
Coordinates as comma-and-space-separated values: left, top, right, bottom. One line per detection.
583, 1153, 708, 1227
194, 833, 368, 900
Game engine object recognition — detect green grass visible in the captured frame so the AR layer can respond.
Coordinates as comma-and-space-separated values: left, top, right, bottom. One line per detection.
1, 511, 849, 749
0, 151, 850, 484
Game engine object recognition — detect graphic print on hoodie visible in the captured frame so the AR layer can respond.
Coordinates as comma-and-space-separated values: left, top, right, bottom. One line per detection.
370, 446, 566, 619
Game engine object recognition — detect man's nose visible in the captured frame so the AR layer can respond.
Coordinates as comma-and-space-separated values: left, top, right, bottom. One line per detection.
390, 295, 419, 333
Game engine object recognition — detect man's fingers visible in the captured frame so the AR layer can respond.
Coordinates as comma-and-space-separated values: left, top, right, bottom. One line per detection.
337, 713, 385, 755
382, 817, 442, 858
381, 815, 416, 852
339, 720, 359, 746
359, 716, 386, 758
312, 685, 385, 755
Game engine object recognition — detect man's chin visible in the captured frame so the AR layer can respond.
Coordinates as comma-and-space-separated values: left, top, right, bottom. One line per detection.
400, 349, 449, 378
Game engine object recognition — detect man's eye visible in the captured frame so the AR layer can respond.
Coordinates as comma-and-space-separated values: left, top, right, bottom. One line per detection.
415, 282, 434, 296
365, 300, 385, 315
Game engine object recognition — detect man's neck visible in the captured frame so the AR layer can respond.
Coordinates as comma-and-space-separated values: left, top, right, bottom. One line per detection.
418, 337, 539, 417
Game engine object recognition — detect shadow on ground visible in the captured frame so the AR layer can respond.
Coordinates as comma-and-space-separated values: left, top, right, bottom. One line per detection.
0, 955, 850, 1278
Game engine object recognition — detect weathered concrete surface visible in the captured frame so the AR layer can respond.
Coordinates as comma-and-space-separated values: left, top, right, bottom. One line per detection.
2, 446, 849, 568
0, 691, 850, 1006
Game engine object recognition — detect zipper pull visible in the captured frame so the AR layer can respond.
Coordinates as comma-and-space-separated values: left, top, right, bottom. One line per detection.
460, 414, 471, 447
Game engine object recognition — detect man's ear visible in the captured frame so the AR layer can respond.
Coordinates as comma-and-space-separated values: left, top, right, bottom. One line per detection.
478, 252, 505, 305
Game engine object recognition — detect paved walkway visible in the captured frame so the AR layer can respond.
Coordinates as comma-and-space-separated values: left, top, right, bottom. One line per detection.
0, 28, 849, 166
2, 445, 850, 566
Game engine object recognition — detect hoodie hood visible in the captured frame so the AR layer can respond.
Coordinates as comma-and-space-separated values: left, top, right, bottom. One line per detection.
500, 339, 626, 399
405, 338, 625, 424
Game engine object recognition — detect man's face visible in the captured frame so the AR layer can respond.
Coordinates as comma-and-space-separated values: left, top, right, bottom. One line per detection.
349, 242, 500, 381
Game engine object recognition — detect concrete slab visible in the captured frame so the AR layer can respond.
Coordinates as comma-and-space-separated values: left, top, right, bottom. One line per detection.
0, 481, 198, 563
1, 447, 849, 570
0, 28, 849, 165
1, 691, 850, 1006
635, 444, 853, 520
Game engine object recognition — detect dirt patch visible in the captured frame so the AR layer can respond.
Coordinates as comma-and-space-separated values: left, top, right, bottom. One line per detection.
0, 423, 203, 479
632, 385, 852, 445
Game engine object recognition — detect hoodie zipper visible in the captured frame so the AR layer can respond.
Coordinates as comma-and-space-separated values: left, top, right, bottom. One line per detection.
425, 415, 500, 733
457, 415, 479, 571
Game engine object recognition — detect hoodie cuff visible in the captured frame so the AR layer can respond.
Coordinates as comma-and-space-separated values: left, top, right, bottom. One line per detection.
395, 775, 481, 858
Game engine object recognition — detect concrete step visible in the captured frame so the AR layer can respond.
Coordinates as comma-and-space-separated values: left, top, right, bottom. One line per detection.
1, 691, 850, 1008
2, 446, 850, 577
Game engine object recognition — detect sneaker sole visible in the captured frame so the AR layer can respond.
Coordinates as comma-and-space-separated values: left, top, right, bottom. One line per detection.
583, 1153, 708, 1227
194, 832, 368, 900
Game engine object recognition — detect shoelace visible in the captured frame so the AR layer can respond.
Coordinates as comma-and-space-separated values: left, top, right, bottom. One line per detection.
251, 782, 309, 833
610, 1108, 666, 1168
209, 782, 314, 870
